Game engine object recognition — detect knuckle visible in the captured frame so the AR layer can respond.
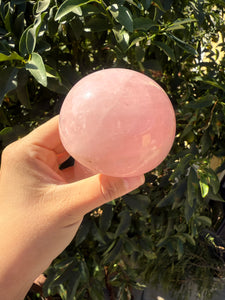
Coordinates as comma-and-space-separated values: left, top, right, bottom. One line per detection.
1, 141, 19, 162
99, 175, 121, 202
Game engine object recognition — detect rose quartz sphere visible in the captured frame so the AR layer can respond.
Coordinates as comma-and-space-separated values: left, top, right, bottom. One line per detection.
59, 68, 176, 177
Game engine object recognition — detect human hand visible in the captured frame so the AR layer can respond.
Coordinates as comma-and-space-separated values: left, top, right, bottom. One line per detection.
0, 116, 145, 299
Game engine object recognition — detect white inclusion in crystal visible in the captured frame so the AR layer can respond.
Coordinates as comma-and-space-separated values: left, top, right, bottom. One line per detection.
142, 133, 151, 147
85, 91, 92, 99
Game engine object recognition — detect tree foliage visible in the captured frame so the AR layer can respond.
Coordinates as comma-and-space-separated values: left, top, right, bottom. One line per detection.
1, 0, 225, 299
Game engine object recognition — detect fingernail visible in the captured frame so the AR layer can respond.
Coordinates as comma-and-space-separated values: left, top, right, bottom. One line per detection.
123, 174, 145, 191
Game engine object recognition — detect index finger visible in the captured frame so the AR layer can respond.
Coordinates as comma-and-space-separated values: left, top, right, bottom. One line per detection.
25, 115, 66, 154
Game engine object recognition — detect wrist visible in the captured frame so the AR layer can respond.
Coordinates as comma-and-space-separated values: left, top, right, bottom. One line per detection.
0, 217, 48, 299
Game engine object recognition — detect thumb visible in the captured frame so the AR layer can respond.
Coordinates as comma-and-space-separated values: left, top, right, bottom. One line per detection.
54, 173, 145, 219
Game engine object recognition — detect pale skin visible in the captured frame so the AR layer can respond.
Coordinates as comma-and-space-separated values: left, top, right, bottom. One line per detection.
0, 116, 145, 300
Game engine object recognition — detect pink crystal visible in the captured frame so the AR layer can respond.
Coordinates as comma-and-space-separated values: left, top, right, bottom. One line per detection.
59, 68, 176, 177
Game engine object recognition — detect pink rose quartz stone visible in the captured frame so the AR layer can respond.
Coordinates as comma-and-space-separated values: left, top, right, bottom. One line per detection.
59, 68, 176, 177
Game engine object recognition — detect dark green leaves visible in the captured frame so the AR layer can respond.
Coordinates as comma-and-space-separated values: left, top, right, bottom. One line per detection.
0, 67, 18, 104
156, 179, 186, 208
25, 52, 47, 86
16, 69, 30, 108
187, 168, 199, 207
99, 204, 114, 231
153, 40, 176, 61
109, 4, 133, 32
55, 0, 94, 21
75, 215, 92, 246
115, 210, 131, 237
34, 0, 51, 15
167, 33, 198, 56
197, 167, 220, 198
19, 13, 46, 56
185, 94, 215, 109
133, 17, 156, 31
140, 0, 152, 10
166, 18, 196, 31
124, 194, 150, 214
0, 52, 23, 62
1, 1, 225, 299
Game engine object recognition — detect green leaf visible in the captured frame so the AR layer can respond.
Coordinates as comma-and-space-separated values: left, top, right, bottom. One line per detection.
45, 65, 68, 94
199, 181, 209, 198
167, 24, 185, 31
16, 85, 30, 108
140, 0, 152, 10
176, 238, 184, 259
47, 6, 59, 36
156, 191, 174, 208
0, 52, 24, 62
204, 80, 225, 91
115, 210, 131, 237
4, 4, 12, 33
0, 40, 11, 55
133, 17, 156, 31
112, 28, 130, 52
157, 179, 186, 208
128, 35, 146, 49
34, 0, 51, 15
85, 16, 111, 32
124, 194, 150, 214
207, 169, 220, 195
184, 198, 195, 222
16, 69, 30, 108
26, 26, 37, 54
99, 204, 114, 231
87, 283, 105, 299
167, 33, 198, 56
35, 40, 51, 53
55, 0, 94, 21
91, 220, 107, 244
195, 215, 212, 227
19, 26, 31, 56
75, 215, 91, 246
187, 167, 198, 207
67, 273, 81, 300
0, 107, 10, 126
19, 14, 45, 56
135, 45, 145, 62
152, 0, 166, 12
109, 4, 133, 32
170, 153, 194, 181
0, 66, 18, 104
153, 41, 176, 61
103, 239, 123, 264
185, 94, 214, 109
25, 52, 47, 86
200, 130, 212, 155
13, 11, 25, 38
82, 3, 101, 16
0, 125, 26, 147
166, 18, 196, 31
182, 233, 196, 246
207, 189, 225, 202
156, 236, 169, 248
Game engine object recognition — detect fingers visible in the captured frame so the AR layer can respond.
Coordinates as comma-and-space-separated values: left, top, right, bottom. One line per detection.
53, 174, 145, 224
60, 161, 97, 183
25, 116, 65, 154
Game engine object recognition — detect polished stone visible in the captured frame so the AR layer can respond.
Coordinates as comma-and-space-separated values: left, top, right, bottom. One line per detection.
59, 68, 176, 177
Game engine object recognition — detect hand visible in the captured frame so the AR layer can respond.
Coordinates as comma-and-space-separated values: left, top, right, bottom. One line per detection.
0, 116, 145, 299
